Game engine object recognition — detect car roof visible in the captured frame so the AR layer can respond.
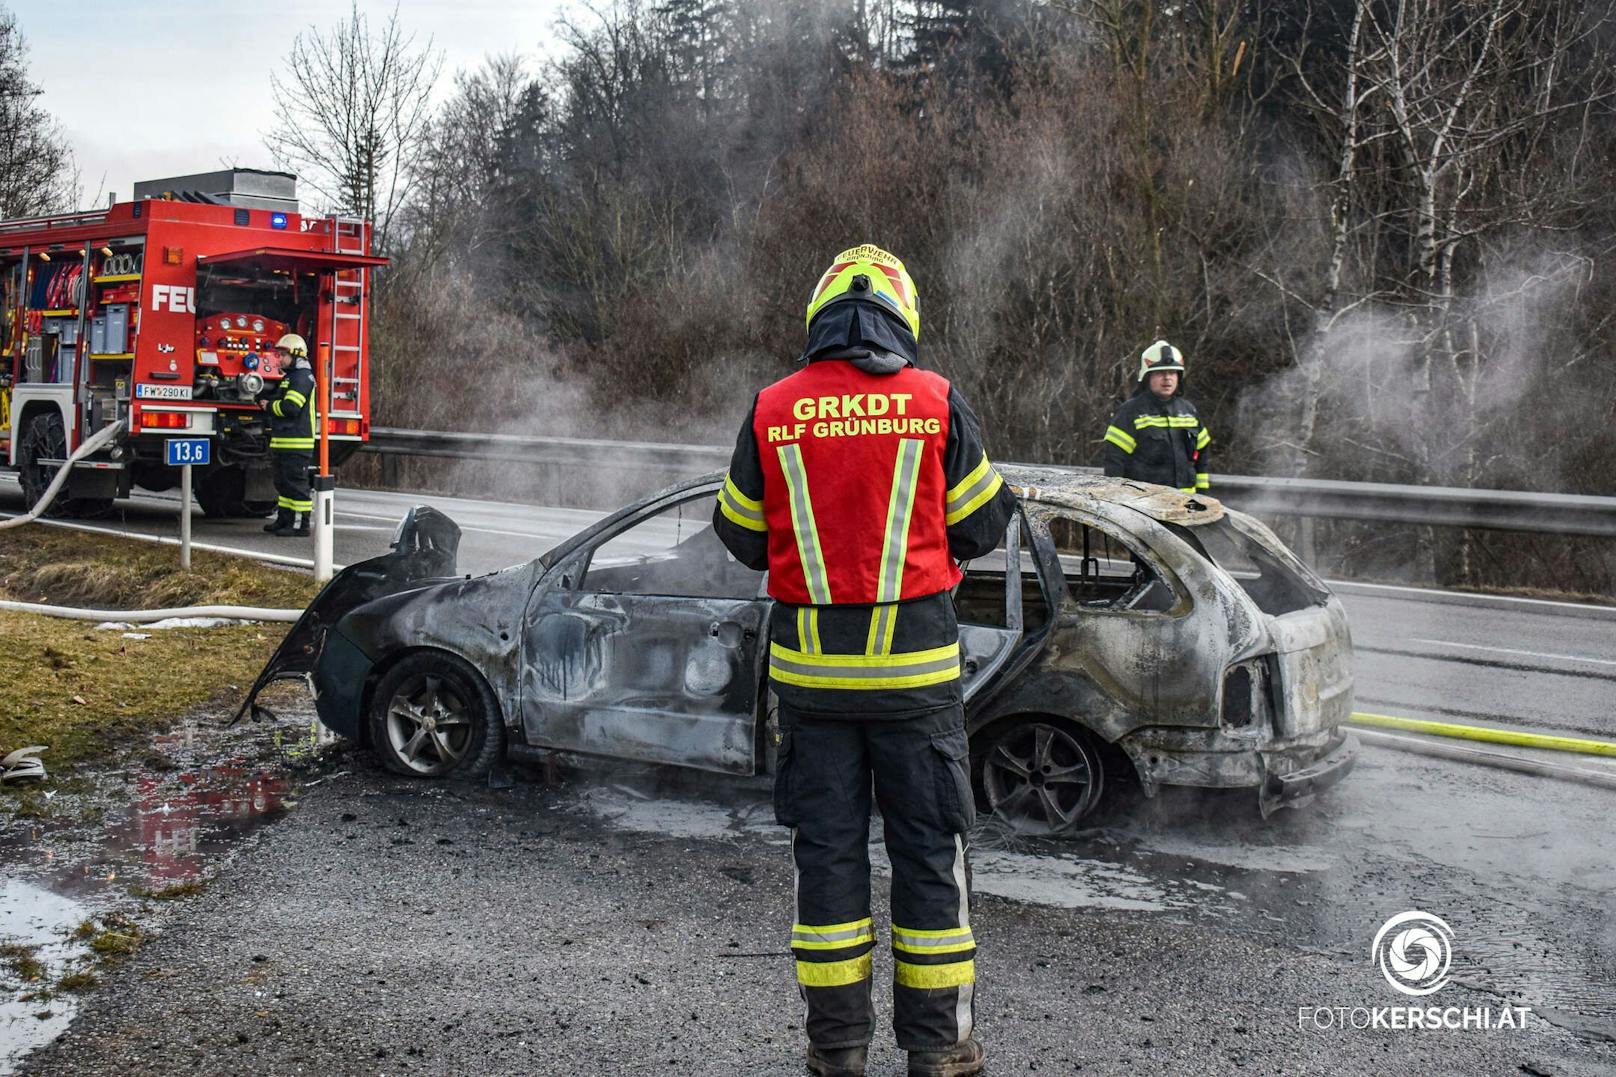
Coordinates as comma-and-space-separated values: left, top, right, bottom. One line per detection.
998, 464, 1226, 527
553, 466, 1224, 570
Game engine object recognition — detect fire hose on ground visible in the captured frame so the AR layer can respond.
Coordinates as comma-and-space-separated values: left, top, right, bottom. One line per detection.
0, 418, 126, 530
0, 417, 304, 623
0, 599, 301, 622
1349, 712, 1616, 790
1349, 711, 1616, 757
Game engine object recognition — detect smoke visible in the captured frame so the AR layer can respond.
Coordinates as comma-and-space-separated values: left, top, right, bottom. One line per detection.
1237, 247, 1594, 491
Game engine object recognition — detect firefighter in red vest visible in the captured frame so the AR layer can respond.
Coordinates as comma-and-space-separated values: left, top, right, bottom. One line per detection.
714, 245, 1015, 1077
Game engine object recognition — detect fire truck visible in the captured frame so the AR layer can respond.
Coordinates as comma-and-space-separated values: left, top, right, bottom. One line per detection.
0, 169, 385, 517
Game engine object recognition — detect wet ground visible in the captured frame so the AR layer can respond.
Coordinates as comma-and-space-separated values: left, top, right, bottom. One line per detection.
0, 716, 310, 1071
2, 702, 1614, 1075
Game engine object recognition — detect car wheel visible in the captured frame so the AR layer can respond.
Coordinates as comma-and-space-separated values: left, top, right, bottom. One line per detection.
196, 466, 246, 518
18, 411, 112, 518
975, 717, 1105, 835
367, 652, 505, 780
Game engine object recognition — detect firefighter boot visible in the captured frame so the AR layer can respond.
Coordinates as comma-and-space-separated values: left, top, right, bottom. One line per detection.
290, 511, 311, 538
806, 1044, 867, 1077
908, 1039, 985, 1077
263, 508, 294, 534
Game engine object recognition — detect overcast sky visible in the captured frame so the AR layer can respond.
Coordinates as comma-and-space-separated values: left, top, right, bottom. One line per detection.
9, 0, 574, 209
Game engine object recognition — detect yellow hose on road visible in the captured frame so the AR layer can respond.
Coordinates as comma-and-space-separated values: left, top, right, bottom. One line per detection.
1350, 711, 1616, 758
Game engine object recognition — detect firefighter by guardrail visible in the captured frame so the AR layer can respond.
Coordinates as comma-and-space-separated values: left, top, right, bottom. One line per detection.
1101, 339, 1212, 494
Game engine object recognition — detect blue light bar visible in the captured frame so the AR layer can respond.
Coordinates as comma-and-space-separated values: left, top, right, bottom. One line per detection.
270, 212, 288, 230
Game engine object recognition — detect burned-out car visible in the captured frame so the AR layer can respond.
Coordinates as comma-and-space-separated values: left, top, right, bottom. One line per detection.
242, 468, 1356, 832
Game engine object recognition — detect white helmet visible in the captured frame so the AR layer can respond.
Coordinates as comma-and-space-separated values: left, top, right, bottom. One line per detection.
275, 333, 308, 358
1136, 339, 1185, 381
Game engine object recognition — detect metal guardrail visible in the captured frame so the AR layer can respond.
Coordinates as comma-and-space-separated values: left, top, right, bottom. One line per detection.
363, 427, 1616, 539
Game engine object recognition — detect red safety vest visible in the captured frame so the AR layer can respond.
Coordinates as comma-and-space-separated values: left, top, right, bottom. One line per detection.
753, 362, 959, 605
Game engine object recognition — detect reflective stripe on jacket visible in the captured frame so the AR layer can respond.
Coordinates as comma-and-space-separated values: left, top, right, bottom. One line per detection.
267, 363, 318, 451
1101, 389, 1210, 492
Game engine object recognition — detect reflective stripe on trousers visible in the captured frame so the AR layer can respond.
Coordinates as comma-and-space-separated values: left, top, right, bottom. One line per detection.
778, 705, 976, 1052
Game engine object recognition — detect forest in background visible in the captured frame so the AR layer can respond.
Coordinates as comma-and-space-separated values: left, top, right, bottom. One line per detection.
6, 1, 1615, 592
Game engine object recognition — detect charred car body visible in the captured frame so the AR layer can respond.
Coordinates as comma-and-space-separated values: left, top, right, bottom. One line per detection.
243, 468, 1357, 832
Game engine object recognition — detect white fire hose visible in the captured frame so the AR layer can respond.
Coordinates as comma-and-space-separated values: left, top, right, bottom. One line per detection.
0, 417, 127, 530
0, 418, 304, 623
0, 600, 301, 622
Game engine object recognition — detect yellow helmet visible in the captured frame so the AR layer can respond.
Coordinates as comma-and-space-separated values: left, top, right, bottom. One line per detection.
1136, 339, 1185, 381
275, 333, 308, 358
805, 244, 920, 341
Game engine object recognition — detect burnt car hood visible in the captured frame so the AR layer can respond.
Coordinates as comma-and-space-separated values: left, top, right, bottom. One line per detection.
235, 506, 468, 723
332, 563, 534, 677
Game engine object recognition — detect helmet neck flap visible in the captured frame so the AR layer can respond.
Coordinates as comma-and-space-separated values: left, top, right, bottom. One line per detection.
802, 299, 917, 370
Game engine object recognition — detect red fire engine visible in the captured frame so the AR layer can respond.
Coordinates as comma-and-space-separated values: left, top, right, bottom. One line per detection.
0, 169, 385, 517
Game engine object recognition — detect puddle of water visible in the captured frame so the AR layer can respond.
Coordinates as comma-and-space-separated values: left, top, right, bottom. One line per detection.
971, 848, 1216, 912
562, 769, 1616, 1047
0, 880, 86, 1074
0, 719, 300, 1072
1129, 834, 1336, 875
568, 786, 1228, 915
574, 784, 780, 841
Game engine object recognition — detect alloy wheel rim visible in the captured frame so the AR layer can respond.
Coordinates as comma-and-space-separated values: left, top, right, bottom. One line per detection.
384, 673, 473, 775
983, 722, 1099, 834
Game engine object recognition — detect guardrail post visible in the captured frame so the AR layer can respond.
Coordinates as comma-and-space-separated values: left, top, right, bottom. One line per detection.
1297, 516, 1317, 567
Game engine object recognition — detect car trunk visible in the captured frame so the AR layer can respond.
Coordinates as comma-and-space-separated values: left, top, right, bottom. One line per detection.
1265, 600, 1355, 737
1171, 513, 1354, 740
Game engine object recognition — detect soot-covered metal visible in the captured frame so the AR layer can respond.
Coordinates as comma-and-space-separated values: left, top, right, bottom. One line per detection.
241, 469, 1357, 832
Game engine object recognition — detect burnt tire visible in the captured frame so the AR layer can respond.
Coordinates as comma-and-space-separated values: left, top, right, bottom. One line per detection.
367, 652, 505, 780
196, 466, 246, 518
973, 716, 1106, 835
196, 468, 275, 518
18, 411, 111, 518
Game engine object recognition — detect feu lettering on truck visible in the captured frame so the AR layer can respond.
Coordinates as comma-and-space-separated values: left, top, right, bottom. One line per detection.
150, 284, 196, 312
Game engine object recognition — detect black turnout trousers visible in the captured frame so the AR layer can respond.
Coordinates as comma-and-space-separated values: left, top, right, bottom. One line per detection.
774, 702, 978, 1052
273, 451, 312, 514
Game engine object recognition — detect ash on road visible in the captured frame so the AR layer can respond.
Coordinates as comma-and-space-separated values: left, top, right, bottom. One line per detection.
17, 729, 1615, 1077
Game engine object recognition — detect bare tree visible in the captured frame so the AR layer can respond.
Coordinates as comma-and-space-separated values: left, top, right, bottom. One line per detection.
1275, 0, 1614, 474
0, 6, 75, 218
264, 2, 441, 251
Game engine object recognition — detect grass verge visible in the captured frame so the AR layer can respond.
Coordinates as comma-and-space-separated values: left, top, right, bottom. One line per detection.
0, 525, 318, 777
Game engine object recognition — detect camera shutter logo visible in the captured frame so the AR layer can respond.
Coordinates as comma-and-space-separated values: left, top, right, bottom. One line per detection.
1373, 911, 1454, 997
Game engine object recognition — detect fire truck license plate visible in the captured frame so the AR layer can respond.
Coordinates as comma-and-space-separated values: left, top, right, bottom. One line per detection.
135, 384, 193, 400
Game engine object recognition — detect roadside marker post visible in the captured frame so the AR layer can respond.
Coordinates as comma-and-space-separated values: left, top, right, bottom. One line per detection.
165, 437, 210, 571
313, 342, 335, 583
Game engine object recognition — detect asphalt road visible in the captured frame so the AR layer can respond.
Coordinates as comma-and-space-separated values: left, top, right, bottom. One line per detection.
8, 716, 1616, 1076
6, 477, 1613, 740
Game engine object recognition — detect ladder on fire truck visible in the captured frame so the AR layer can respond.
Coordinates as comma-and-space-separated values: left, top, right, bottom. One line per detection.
325, 215, 368, 419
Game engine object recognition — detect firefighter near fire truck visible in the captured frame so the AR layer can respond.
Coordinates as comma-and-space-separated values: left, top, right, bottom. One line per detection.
714, 245, 1016, 1077
1101, 339, 1213, 493
0, 169, 383, 527
259, 333, 315, 536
